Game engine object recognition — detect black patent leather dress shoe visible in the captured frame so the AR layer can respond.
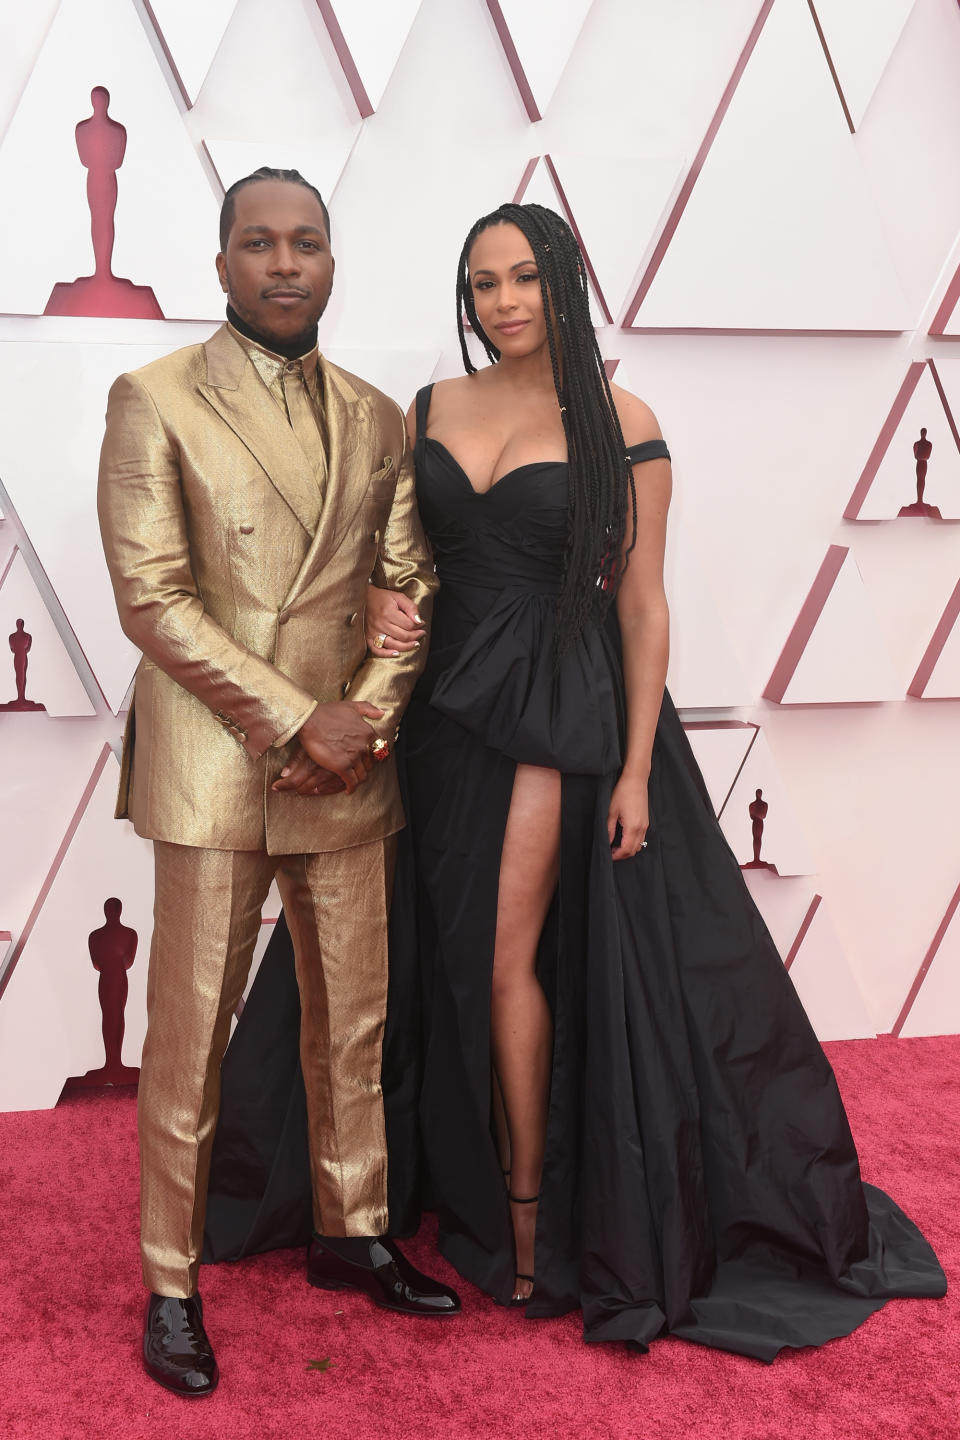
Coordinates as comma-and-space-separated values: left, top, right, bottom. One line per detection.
307, 1236, 461, 1317
142, 1292, 219, 1397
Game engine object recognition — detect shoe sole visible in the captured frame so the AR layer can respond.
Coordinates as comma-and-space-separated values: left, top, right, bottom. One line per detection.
306, 1274, 460, 1317
143, 1363, 219, 1398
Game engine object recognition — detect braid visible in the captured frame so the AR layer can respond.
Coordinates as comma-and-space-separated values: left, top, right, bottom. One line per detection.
455, 203, 636, 654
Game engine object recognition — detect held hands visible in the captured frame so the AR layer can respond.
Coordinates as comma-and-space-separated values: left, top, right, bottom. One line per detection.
271, 700, 385, 797
607, 772, 649, 861
366, 586, 426, 656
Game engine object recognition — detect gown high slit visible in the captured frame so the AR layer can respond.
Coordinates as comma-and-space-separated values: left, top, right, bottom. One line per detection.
204, 383, 946, 1359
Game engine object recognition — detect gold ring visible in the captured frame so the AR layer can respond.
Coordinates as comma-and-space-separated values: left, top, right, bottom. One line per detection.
374, 633, 388, 649
369, 737, 390, 763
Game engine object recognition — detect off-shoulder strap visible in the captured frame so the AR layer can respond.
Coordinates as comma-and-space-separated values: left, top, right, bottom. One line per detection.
414, 383, 435, 444
626, 438, 671, 465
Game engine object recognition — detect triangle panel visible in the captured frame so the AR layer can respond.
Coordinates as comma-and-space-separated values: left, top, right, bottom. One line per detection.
0, 721, 105, 949
515, 157, 609, 326
0, 0, 61, 144
764, 545, 902, 704
929, 260, 960, 338
0, 748, 154, 1111
0, 337, 207, 714
720, 727, 817, 876
607, 356, 753, 707
487, 0, 594, 121
0, 0, 223, 321
190, 0, 361, 207
316, 0, 424, 117
683, 722, 757, 815
144, 0, 238, 105
810, 0, 917, 131
665, 518, 755, 709
548, 148, 684, 323
908, 578, 960, 700
897, 881, 960, 1038
786, 894, 876, 1040
629, 0, 911, 331
206, 138, 360, 217
846, 362, 960, 521
0, 550, 94, 716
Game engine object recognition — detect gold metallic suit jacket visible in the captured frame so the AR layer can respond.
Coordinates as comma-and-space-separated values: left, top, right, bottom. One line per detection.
98, 323, 436, 854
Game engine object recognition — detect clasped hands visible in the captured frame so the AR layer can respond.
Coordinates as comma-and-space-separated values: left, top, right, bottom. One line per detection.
271, 701, 385, 797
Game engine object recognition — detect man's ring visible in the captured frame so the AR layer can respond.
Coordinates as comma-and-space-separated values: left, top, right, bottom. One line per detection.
370, 738, 390, 763
374, 633, 388, 649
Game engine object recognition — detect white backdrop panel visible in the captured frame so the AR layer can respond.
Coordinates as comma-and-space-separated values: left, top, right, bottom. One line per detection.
0, 551, 95, 716
0, 719, 105, 946
317, 0, 424, 115
0, 0, 959, 1064
0, 0, 223, 320
813, 0, 917, 130
720, 728, 817, 877
853, 364, 960, 520
0, 329, 216, 713
0, 748, 153, 1111
143, 0, 238, 104
900, 884, 960, 1037
788, 897, 876, 1041
634, 0, 911, 331
488, 0, 594, 120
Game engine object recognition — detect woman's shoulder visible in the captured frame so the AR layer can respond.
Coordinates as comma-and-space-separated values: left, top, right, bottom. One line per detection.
406, 372, 486, 443
608, 382, 663, 449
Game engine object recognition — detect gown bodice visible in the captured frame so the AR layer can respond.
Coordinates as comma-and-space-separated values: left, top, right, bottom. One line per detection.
412, 383, 671, 776
414, 383, 669, 597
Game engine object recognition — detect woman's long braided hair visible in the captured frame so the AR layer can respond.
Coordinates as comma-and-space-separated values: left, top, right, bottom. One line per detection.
455, 202, 636, 651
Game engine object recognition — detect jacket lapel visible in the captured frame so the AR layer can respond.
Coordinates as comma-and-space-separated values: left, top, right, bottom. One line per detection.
198, 324, 321, 538
282, 355, 379, 606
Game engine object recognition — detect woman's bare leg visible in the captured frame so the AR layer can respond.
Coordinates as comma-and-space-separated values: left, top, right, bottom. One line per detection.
490, 764, 562, 1300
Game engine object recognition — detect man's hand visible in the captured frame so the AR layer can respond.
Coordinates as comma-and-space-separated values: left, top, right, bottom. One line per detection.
271, 751, 345, 795
272, 701, 385, 796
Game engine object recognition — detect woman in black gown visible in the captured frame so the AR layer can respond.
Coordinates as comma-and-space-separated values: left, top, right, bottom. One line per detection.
205, 203, 945, 1358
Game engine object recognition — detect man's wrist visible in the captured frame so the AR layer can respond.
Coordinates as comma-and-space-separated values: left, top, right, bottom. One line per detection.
273, 699, 318, 749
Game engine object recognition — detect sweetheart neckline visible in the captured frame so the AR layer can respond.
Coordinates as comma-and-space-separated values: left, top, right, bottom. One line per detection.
424, 435, 568, 497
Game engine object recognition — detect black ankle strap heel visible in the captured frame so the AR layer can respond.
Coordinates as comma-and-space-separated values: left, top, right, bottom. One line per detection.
508, 1194, 538, 1306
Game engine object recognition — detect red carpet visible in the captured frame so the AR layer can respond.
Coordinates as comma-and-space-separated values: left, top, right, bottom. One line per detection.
1, 1035, 956, 1440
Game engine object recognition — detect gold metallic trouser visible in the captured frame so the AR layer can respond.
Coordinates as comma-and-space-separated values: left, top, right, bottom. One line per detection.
139, 837, 394, 1298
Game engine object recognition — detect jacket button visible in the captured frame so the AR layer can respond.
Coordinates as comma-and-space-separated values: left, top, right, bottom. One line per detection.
278, 611, 290, 625
369, 529, 379, 545
347, 611, 358, 626
342, 680, 351, 696
239, 523, 254, 535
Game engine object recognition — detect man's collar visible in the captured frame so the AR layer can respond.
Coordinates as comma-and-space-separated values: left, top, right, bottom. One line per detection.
227, 320, 319, 389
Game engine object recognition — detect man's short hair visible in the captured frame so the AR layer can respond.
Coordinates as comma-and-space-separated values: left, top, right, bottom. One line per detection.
219, 167, 331, 250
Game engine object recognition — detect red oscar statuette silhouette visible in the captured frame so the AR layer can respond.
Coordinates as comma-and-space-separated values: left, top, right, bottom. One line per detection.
44, 87, 162, 320
899, 428, 942, 518
0, 618, 46, 711
64, 898, 140, 1089
740, 788, 778, 873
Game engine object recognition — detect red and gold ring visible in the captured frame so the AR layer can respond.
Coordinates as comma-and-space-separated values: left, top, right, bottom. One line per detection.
369, 737, 390, 763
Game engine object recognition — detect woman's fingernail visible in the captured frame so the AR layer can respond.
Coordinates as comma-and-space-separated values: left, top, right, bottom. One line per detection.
414, 641, 421, 648
280, 767, 290, 778
413, 614, 422, 624
392, 650, 401, 657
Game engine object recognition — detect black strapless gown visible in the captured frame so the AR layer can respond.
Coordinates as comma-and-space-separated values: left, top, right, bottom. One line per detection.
204, 385, 945, 1358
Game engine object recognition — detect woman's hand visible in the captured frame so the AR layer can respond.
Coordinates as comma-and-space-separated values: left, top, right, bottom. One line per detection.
366, 586, 426, 657
607, 772, 650, 861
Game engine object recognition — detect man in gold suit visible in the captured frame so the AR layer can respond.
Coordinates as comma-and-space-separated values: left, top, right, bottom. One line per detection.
98, 168, 456, 1399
